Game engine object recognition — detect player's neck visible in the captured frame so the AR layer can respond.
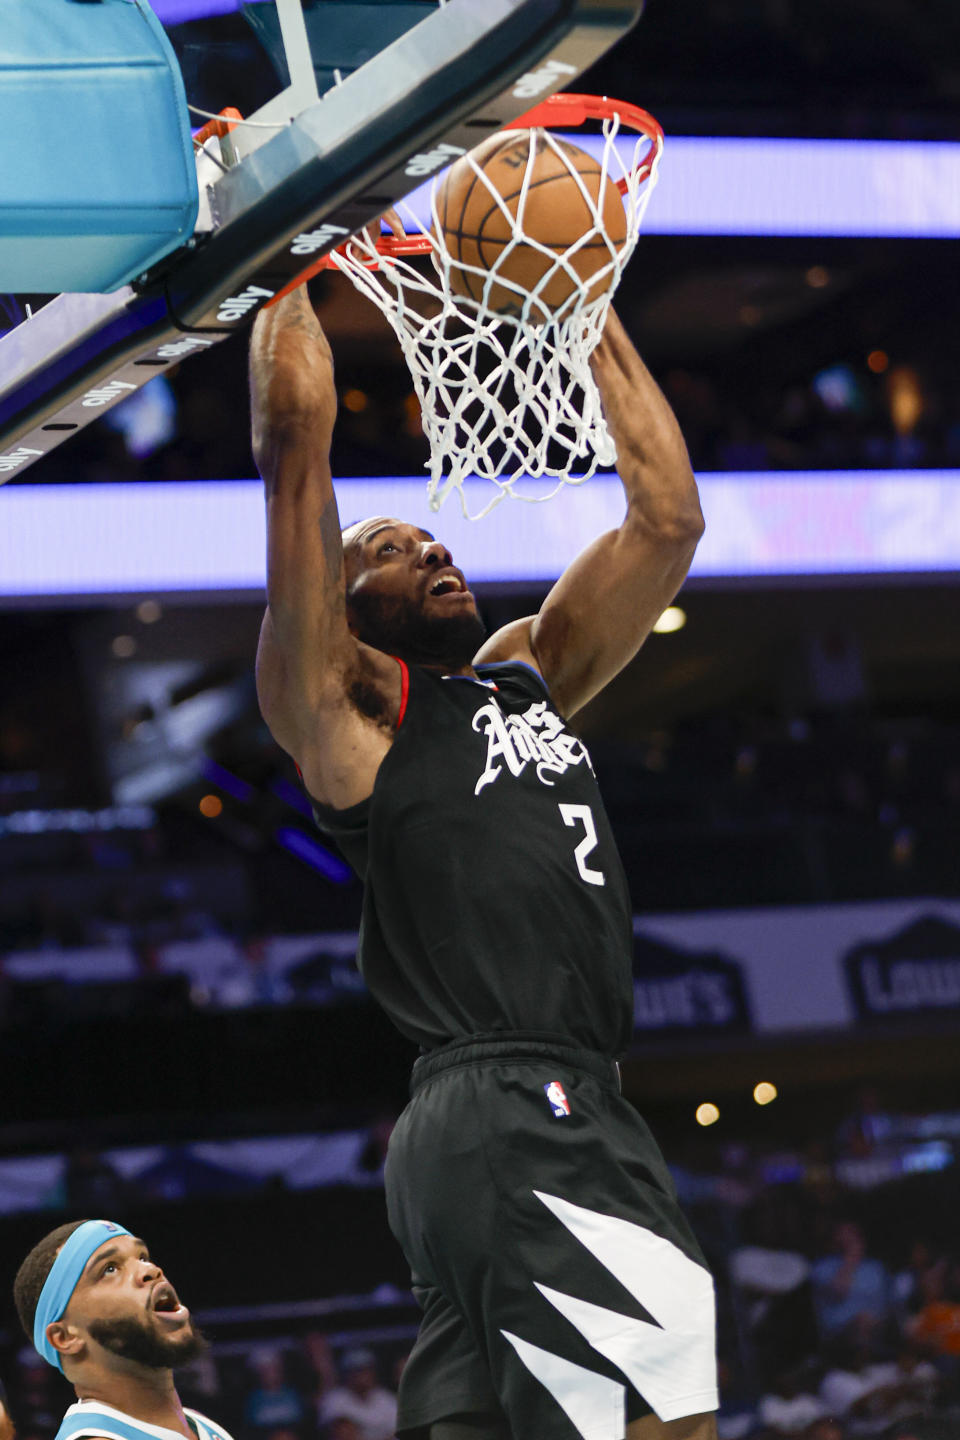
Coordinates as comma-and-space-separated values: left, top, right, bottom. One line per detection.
74, 1373, 193, 1438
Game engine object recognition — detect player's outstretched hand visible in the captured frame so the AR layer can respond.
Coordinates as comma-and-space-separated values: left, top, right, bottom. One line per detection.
360, 207, 406, 250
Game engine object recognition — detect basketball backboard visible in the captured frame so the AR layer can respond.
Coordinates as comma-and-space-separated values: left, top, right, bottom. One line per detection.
0, 0, 644, 482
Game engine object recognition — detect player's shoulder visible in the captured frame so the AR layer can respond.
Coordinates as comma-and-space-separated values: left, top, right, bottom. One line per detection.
185, 1407, 236, 1440
472, 614, 538, 672
474, 658, 551, 700
55, 1401, 234, 1440
55, 1401, 164, 1440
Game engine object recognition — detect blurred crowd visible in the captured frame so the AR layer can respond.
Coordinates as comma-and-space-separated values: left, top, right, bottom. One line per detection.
1, 704, 957, 968
660, 358, 960, 479
3, 1333, 407, 1440
3, 1088, 960, 1440
8, 346, 960, 490
715, 1213, 960, 1439
3, 1197, 960, 1440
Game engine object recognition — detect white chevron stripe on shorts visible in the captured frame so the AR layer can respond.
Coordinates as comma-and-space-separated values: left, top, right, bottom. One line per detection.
533, 1190, 719, 1422
501, 1330, 626, 1440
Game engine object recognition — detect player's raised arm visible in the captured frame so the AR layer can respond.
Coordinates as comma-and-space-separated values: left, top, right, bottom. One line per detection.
250, 284, 348, 711
249, 288, 398, 807
475, 307, 704, 717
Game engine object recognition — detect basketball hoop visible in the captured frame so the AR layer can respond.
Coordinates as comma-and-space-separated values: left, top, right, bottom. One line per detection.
324, 94, 663, 519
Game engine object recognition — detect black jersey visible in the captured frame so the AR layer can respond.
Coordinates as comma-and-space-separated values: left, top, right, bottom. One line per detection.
312, 660, 634, 1054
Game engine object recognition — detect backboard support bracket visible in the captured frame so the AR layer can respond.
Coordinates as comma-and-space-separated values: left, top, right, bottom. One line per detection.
242, 0, 320, 136
0, 0, 644, 482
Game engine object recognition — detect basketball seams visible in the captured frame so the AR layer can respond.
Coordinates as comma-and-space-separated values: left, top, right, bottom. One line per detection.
439, 130, 627, 314
470, 167, 609, 249
444, 233, 615, 249
445, 132, 531, 303
450, 159, 499, 301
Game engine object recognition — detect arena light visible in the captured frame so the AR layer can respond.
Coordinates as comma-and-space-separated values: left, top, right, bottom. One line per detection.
201, 758, 254, 803
271, 776, 315, 819
753, 1082, 778, 1105
695, 1103, 720, 1127
653, 606, 686, 634
2, 470, 959, 602
397, 135, 960, 239
275, 826, 352, 883
0, 806, 155, 835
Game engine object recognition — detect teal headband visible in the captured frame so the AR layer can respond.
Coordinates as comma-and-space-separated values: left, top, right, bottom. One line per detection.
33, 1220, 132, 1371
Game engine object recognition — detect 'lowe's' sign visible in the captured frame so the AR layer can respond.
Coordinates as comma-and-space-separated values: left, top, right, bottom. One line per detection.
632, 934, 751, 1033
846, 915, 960, 1018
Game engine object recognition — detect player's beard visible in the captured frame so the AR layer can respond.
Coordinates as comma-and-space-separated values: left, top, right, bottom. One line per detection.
87, 1313, 208, 1370
347, 587, 487, 668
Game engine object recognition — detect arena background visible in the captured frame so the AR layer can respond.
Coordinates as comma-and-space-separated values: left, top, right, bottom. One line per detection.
1, 2, 959, 1438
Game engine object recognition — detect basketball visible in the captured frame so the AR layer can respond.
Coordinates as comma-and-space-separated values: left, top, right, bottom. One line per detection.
436, 129, 628, 316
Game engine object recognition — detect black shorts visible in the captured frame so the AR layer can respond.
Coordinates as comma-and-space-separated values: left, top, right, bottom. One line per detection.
385, 1035, 718, 1440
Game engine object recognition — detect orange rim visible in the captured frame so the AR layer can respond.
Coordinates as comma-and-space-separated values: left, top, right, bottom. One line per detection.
265, 93, 662, 306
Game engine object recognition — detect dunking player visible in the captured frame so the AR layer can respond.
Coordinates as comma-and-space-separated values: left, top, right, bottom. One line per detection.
13, 1221, 228, 1440
250, 284, 717, 1440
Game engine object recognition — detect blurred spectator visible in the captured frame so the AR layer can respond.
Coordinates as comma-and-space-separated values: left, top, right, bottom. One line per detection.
730, 1241, 815, 1379
389, 1351, 409, 1395
262, 1429, 301, 1440
218, 938, 288, 1009
812, 1222, 892, 1340
178, 1349, 223, 1413
820, 1338, 883, 1435
353, 1117, 396, 1185
303, 1332, 338, 1411
715, 1356, 758, 1439
757, 1362, 825, 1434
892, 1244, 946, 1322
243, 1351, 306, 1440
859, 1342, 940, 1431
12, 1351, 59, 1439
880, 1420, 959, 1440
319, 1349, 397, 1440
804, 632, 869, 718
326, 1422, 363, 1440
906, 1260, 960, 1356
835, 1089, 893, 1159
818, 1336, 938, 1436
730, 1244, 812, 1307
805, 1422, 846, 1440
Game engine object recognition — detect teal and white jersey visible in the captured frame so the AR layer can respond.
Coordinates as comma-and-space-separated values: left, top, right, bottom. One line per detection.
55, 1400, 234, 1440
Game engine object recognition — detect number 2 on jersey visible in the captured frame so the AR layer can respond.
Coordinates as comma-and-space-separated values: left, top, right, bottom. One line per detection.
558, 803, 606, 886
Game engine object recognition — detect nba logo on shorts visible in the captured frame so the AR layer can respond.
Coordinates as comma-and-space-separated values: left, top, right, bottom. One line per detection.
544, 1081, 571, 1117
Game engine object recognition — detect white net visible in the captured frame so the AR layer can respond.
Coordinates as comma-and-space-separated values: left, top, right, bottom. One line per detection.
331, 107, 662, 519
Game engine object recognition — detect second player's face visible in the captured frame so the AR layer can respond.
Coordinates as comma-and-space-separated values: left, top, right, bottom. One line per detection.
343, 517, 486, 665
60, 1233, 204, 1370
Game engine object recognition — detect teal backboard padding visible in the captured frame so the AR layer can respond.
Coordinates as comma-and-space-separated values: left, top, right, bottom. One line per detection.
0, 0, 199, 293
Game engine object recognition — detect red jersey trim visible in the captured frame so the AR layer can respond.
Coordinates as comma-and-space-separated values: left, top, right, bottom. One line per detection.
395, 656, 410, 727
295, 660, 407, 771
